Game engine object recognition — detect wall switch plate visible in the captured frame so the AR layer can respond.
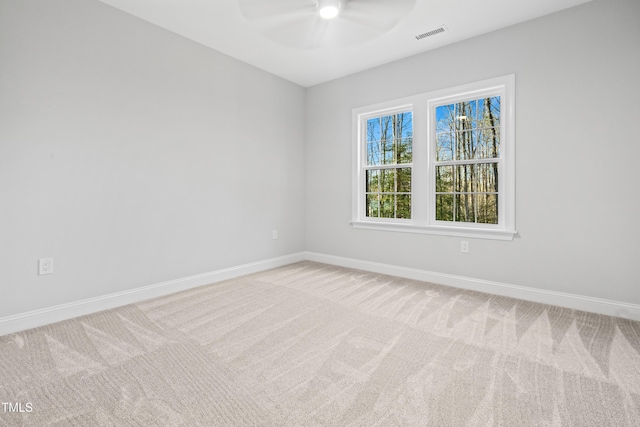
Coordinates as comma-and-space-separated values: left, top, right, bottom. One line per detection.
460, 241, 469, 253
39, 258, 53, 275
272, 229, 278, 240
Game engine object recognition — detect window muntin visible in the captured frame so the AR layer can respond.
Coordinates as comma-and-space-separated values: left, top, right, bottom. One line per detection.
434, 97, 501, 225
363, 110, 413, 219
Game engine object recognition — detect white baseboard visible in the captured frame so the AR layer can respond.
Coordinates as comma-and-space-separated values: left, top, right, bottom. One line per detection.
0, 252, 306, 336
305, 252, 640, 321
2, 250, 638, 336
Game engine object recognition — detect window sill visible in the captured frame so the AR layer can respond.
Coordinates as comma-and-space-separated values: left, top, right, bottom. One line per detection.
350, 220, 516, 241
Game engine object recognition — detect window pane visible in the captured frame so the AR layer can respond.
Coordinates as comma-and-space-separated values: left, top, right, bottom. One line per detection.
398, 138, 412, 163
362, 110, 414, 221
456, 131, 474, 160
380, 169, 394, 192
398, 168, 411, 192
366, 169, 380, 193
479, 96, 500, 128
477, 194, 498, 224
475, 163, 498, 193
381, 115, 394, 142
455, 193, 474, 223
397, 194, 411, 219
473, 99, 486, 129
383, 141, 395, 164
367, 142, 381, 165
436, 132, 454, 161
396, 112, 413, 139
366, 194, 379, 218
455, 164, 474, 193
436, 104, 455, 133
476, 128, 500, 159
476, 98, 487, 128
367, 118, 380, 142
436, 165, 453, 192
436, 194, 453, 221
456, 101, 476, 132
380, 194, 395, 218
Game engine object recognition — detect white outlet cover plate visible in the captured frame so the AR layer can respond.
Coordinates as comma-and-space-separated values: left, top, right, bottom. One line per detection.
38, 258, 53, 275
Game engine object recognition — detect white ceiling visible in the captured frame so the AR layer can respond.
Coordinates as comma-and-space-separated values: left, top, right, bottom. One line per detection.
98, 0, 592, 87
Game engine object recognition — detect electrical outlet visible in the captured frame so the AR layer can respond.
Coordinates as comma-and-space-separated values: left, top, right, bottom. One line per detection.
272, 229, 278, 240
460, 241, 469, 253
38, 258, 53, 275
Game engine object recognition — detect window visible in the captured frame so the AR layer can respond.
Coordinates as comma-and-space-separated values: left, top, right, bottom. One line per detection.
352, 75, 515, 240
433, 96, 501, 225
364, 109, 413, 219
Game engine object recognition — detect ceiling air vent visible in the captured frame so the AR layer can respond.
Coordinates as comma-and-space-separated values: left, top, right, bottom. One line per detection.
415, 25, 447, 41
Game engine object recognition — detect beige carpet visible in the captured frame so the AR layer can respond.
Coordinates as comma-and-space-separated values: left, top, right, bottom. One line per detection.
1, 261, 639, 426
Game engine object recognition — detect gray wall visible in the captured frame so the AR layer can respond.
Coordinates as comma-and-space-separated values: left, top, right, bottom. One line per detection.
305, 0, 640, 304
0, 0, 306, 317
1, 0, 638, 321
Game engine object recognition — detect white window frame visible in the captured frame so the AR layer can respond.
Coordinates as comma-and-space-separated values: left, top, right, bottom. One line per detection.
351, 75, 516, 241
358, 105, 414, 222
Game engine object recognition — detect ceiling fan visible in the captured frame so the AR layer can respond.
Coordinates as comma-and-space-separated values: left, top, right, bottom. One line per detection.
237, 0, 417, 49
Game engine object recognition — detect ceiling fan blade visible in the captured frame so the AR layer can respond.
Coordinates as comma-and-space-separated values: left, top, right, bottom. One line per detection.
345, 0, 417, 16
237, 0, 418, 49
238, 0, 317, 21
341, 0, 417, 31
260, 15, 332, 49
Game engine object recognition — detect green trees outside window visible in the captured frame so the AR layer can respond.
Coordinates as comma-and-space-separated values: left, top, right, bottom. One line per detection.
435, 97, 500, 224
365, 111, 413, 219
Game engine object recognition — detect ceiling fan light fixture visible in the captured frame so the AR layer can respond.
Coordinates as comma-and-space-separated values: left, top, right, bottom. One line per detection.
318, 0, 341, 19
